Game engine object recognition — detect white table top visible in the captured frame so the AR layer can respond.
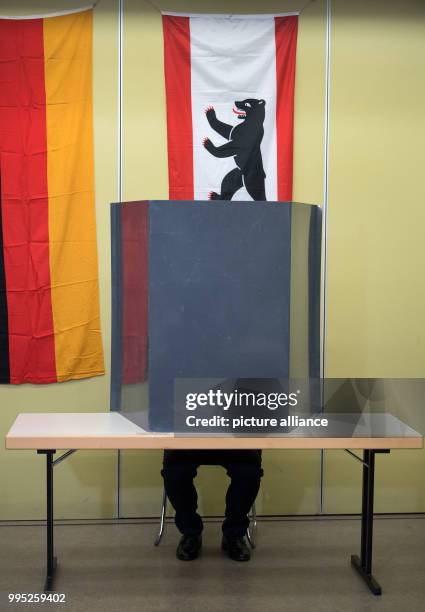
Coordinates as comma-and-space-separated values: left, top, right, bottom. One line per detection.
5, 412, 423, 450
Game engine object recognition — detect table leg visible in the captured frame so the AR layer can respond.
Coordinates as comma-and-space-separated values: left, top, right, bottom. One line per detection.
351, 448, 389, 596
37, 450, 57, 592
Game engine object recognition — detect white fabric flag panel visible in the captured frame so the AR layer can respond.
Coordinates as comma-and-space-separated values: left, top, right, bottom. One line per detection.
163, 13, 298, 202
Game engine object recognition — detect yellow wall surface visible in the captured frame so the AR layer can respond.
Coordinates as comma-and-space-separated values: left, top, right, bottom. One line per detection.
323, 0, 425, 512
0, 0, 424, 520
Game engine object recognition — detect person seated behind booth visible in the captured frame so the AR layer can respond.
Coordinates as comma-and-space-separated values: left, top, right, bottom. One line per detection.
161, 449, 263, 561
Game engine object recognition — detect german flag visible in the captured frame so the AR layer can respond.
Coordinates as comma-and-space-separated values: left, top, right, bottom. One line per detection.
0, 9, 104, 384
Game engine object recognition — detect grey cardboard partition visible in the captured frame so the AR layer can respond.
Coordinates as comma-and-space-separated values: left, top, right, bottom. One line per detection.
110, 200, 322, 432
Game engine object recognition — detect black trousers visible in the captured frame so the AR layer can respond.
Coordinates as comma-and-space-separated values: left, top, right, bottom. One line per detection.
161, 449, 263, 539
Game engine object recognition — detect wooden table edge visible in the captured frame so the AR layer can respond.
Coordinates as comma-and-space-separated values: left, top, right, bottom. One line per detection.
5, 435, 423, 450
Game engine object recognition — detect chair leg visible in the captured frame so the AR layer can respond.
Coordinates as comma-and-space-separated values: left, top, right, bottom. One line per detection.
154, 489, 168, 546
246, 502, 257, 549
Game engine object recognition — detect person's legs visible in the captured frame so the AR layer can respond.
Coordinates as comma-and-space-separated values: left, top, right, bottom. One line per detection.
161, 449, 263, 561
220, 450, 263, 539
161, 450, 203, 536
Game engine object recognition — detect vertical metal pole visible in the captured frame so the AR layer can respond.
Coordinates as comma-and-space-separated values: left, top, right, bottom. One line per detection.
319, 0, 332, 515
117, 448, 121, 518
321, 0, 331, 382
116, 0, 124, 520
118, 0, 123, 204
319, 448, 325, 514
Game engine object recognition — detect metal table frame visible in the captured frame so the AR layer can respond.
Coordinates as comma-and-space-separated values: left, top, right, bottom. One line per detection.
37, 447, 389, 596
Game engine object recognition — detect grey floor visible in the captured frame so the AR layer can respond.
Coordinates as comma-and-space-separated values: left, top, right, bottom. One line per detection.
0, 516, 424, 612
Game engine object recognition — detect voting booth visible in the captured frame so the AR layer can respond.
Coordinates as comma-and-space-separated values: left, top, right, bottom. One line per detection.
110, 200, 322, 431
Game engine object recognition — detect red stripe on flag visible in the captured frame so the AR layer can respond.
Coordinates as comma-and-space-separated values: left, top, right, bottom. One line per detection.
0, 19, 57, 383
275, 16, 298, 201
162, 15, 194, 200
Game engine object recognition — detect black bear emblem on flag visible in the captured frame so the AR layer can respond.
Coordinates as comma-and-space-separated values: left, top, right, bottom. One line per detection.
203, 99, 267, 201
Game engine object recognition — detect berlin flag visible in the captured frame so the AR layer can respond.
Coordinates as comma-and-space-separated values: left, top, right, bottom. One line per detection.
162, 13, 298, 202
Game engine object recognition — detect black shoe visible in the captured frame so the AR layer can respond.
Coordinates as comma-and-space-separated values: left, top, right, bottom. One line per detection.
176, 534, 202, 561
222, 536, 251, 562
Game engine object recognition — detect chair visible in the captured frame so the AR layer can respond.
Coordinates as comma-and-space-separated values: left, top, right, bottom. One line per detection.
154, 487, 257, 548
